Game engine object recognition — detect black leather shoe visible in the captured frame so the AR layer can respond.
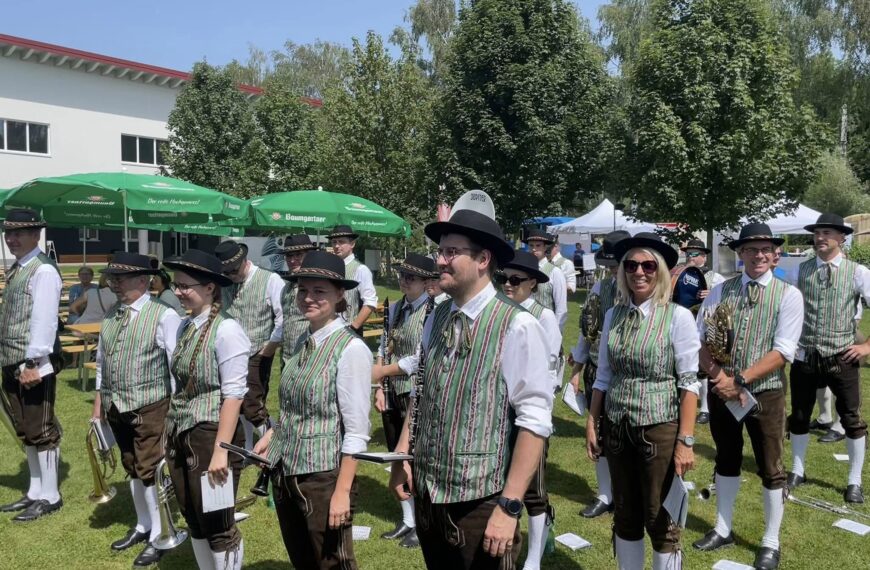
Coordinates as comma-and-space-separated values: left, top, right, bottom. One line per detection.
844, 485, 865, 504
12, 498, 62, 522
399, 529, 420, 548
580, 498, 613, 518
696, 412, 710, 425
133, 543, 164, 567
0, 495, 35, 513
111, 528, 151, 551
381, 522, 413, 540
809, 419, 832, 431
786, 472, 806, 490
692, 530, 735, 551
819, 429, 845, 443
754, 547, 780, 569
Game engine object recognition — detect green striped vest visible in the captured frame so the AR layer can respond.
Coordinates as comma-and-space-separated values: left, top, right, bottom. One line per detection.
343, 258, 363, 323
100, 297, 172, 413
720, 275, 787, 393
589, 277, 618, 366
797, 258, 859, 358
0, 253, 59, 366
223, 267, 275, 349
413, 294, 520, 503
525, 300, 545, 319
268, 326, 356, 475
531, 261, 556, 311
386, 296, 429, 395
168, 313, 226, 434
605, 303, 683, 426
281, 282, 309, 359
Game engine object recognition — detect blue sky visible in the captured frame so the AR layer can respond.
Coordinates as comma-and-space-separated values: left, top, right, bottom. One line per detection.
3, 0, 606, 72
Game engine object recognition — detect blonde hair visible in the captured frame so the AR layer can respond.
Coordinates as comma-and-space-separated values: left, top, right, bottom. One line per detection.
616, 248, 672, 306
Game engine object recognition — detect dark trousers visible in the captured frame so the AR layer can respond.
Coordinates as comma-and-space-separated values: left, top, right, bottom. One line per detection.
106, 398, 169, 485
523, 439, 550, 517
273, 468, 358, 570
166, 422, 244, 551
242, 353, 273, 428
789, 355, 867, 439
415, 492, 521, 570
709, 388, 787, 490
1, 366, 61, 451
381, 391, 410, 451
606, 418, 680, 553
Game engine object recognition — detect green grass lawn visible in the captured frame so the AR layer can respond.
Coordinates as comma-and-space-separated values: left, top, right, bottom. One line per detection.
0, 283, 868, 568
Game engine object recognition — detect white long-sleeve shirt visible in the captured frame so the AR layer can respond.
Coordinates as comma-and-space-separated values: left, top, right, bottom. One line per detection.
541, 258, 568, 330
376, 292, 430, 376
18, 247, 62, 377
520, 297, 562, 390
95, 293, 182, 391
344, 254, 378, 309
241, 265, 286, 345
550, 252, 577, 293
175, 310, 251, 399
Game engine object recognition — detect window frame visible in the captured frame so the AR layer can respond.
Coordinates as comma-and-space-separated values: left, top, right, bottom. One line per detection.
120, 134, 168, 166
0, 118, 51, 156
78, 228, 100, 242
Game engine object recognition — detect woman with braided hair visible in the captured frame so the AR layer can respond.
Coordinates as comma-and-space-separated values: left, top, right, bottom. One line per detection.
162, 250, 251, 570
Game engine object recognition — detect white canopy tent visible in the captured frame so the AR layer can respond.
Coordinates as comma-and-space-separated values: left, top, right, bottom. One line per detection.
548, 199, 658, 238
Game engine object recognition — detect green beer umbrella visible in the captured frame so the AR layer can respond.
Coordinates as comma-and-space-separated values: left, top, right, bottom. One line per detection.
245, 190, 411, 237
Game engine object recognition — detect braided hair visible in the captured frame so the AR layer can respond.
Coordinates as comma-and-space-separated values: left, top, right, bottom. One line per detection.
181, 277, 223, 396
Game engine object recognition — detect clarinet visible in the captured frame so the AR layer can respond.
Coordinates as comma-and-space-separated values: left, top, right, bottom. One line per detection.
379, 298, 393, 412
407, 295, 435, 456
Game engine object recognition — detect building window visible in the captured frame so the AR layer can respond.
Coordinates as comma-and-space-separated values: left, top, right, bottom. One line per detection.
121, 134, 167, 166
126, 229, 140, 243
0, 119, 50, 155
78, 228, 100, 242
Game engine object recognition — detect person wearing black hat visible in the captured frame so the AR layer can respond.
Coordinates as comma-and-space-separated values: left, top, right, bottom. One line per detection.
787, 213, 869, 504
585, 232, 700, 570
388, 208, 553, 569
162, 250, 251, 570
498, 249, 561, 570
328, 225, 379, 334
90, 253, 182, 566
254, 250, 371, 569
370, 253, 436, 548
279, 235, 318, 362
546, 234, 577, 294
214, 240, 286, 453
0, 209, 64, 522
693, 223, 804, 570
568, 229, 630, 520
525, 229, 568, 331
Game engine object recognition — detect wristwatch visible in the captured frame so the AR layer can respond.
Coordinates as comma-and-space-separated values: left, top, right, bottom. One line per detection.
497, 496, 523, 518
676, 434, 695, 448
734, 373, 748, 387
24, 358, 37, 370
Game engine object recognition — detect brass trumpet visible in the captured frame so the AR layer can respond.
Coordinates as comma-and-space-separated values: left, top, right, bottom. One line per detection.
153, 458, 189, 550
86, 420, 117, 503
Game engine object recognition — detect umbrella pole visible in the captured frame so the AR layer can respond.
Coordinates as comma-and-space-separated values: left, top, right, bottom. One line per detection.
83, 231, 87, 265
1, 231, 7, 271
124, 203, 129, 252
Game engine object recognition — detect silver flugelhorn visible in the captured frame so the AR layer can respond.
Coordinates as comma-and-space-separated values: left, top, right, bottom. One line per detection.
697, 484, 716, 501
86, 420, 117, 504
153, 458, 189, 550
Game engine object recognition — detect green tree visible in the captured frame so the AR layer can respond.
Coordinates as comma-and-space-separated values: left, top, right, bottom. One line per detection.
624, 0, 826, 244
436, 0, 620, 231
394, 0, 458, 80
803, 151, 870, 216
166, 62, 269, 198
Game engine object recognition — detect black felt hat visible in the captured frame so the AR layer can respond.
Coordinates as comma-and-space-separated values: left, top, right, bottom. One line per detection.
728, 223, 785, 251
214, 240, 249, 272
613, 232, 679, 269
290, 250, 358, 289
3, 208, 46, 230
524, 228, 555, 245
680, 238, 711, 254
393, 252, 436, 278
424, 210, 515, 265
282, 234, 318, 253
327, 225, 359, 240
100, 252, 160, 276
594, 230, 631, 267
501, 250, 550, 284
804, 213, 853, 235
163, 249, 233, 287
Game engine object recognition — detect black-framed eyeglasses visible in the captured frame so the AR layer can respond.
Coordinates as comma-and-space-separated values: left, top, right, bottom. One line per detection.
171, 281, 206, 292
495, 274, 532, 286
623, 259, 658, 274
436, 247, 480, 262
740, 246, 775, 257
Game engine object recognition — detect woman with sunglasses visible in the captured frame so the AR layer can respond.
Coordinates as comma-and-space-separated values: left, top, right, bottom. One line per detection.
585, 233, 700, 570
497, 249, 561, 570
254, 251, 371, 568
162, 250, 251, 570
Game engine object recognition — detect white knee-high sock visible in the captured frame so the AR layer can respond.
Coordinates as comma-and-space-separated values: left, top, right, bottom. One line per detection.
37, 448, 60, 503
522, 513, 547, 570
761, 488, 785, 550
847, 436, 866, 486
191, 538, 216, 570
596, 459, 612, 504
212, 540, 243, 570
653, 550, 682, 570
240, 417, 254, 451
25, 446, 41, 500
816, 387, 833, 424
129, 479, 150, 533
790, 433, 809, 477
614, 536, 645, 570
143, 484, 161, 543
699, 378, 709, 414
713, 474, 741, 538
831, 413, 844, 435
400, 497, 416, 528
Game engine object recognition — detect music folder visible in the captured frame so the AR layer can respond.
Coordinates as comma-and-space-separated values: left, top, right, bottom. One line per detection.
353, 451, 413, 463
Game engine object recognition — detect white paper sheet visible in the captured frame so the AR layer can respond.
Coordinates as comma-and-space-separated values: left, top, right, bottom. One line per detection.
353, 451, 412, 463
555, 532, 591, 550
833, 518, 870, 536
561, 383, 585, 417
684, 481, 696, 491
833, 454, 850, 462
91, 419, 116, 451
663, 475, 688, 528
712, 560, 755, 570
352, 526, 372, 540
200, 469, 235, 513
725, 389, 758, 422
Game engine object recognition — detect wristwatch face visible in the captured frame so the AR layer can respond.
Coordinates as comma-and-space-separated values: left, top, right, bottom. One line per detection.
506, 498, 523, 516
681, 435, 695, 447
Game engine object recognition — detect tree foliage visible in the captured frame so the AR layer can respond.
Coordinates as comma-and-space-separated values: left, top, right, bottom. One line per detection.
803, 150, 870, 216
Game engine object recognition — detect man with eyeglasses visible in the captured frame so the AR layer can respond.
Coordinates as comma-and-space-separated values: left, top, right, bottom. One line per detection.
328, 225, 379, 334
214, 240, 285, 452
693, 223, 803, 570
786, 213, 870, 504
90, 253, 181, 566
388, 209, 553, 569
524, 229, 568, 331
